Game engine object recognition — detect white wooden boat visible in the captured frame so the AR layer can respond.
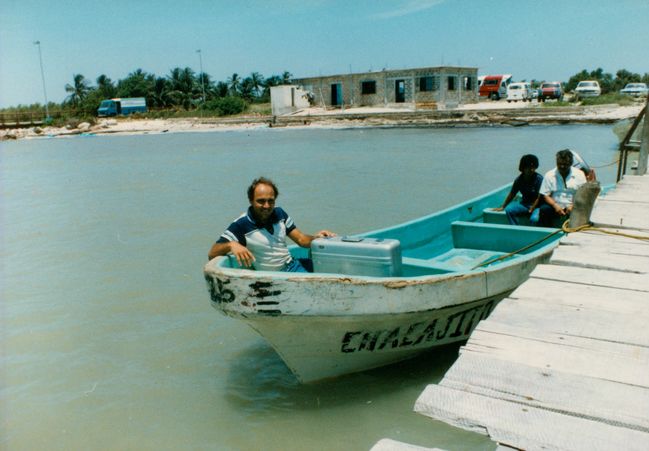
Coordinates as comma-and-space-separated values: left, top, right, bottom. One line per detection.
204, 184, 563, 383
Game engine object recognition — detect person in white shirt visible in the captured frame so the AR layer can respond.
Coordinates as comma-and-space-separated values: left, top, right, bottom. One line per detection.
538, 149, 587, 227
208, 177, 335, 272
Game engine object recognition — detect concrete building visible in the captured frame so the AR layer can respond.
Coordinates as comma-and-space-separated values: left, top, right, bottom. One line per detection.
293, 66, 478, 110
270, 85, 312, 116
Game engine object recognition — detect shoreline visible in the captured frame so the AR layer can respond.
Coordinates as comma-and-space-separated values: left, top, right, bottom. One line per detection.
1, 103, 643, 141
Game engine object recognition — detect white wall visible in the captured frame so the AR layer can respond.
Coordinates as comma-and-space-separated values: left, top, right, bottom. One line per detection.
270, 86, 311, 116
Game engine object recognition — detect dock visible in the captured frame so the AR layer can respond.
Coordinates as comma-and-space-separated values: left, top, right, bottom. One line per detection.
373, 174, 649, 450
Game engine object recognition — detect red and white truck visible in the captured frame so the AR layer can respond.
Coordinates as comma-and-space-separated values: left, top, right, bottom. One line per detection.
478, 74, 512, 100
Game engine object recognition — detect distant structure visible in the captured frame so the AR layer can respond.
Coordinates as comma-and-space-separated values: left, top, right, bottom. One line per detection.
270, 85, 312, 116
289, 66, 478, 112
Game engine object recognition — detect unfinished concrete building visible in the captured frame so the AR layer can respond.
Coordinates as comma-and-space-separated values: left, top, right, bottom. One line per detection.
293, 66, 478, 110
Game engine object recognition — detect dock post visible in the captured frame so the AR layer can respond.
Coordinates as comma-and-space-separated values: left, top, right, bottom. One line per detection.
568, 181, 601, 228
638, 94, 649, 175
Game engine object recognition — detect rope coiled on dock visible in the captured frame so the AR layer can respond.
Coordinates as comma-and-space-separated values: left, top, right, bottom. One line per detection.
561, 220, 649, 241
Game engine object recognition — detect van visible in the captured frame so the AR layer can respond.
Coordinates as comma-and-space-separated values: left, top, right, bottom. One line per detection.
97, 97, 147, 117
506, 82, 533, 102
479, 74, 512, 100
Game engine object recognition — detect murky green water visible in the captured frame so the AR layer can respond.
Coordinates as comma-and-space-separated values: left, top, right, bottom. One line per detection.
0, 125, 619, 450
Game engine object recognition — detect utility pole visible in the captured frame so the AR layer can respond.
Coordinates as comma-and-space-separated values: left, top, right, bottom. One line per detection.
34, 40, 50, 120
196, 49, 206, 107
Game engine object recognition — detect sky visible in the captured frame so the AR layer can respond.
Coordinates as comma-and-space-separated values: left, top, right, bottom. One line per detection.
1, 0, 648, 108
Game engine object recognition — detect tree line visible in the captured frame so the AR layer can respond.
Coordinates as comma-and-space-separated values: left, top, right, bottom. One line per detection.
4, 68, 294, 117
64, 68, 294, 116
564, 68, 649, 94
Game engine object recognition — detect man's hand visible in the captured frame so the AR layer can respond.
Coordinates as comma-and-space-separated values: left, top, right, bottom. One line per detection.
229, 241, 256, 268
314, 230, 336, 238
554, 204, 567, 216
493, 207, 504, 212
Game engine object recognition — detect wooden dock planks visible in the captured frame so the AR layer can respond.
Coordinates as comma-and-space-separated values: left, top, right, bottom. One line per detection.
412, 175, 649, 450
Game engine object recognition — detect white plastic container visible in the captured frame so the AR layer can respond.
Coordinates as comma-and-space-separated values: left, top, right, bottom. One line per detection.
311, 236, 402, 277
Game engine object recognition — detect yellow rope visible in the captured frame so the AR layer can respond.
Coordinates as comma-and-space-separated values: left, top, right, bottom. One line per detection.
561, 220, 649, 241
591, 159, 620, 169
472, 228, 564, 269
473, 218, 649, 270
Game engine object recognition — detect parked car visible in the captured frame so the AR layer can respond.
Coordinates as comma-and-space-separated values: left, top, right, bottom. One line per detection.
506, 82, 533, 102
539, 82, 563, 101
574, 80, 601, 99
620, 83, 649, 97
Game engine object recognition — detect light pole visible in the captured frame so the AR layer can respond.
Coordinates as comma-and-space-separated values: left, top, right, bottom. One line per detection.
34, 40, 50, 120
196, 49, 206, 106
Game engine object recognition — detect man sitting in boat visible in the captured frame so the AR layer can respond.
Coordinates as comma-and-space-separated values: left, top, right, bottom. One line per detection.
494, 154, 543, 226
207, 177, 336, 272
538, 149, 587, 227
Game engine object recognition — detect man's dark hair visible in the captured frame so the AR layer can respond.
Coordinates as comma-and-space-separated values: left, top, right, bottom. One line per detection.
247, 177, 279, 201
518, 154, 539, 171
556, 148, 574, 164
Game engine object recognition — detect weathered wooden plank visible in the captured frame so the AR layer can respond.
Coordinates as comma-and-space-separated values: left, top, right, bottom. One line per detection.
463, 321, 649, 387
599, 192, 649, 204
441, 352, 649, 431
370, 439, 444, 451
558, 231, 649, 257
509, 277, 648, 316
488, 296, 649, 346
415, 385, 649, 451
531, 264, 649, 292
550, 243, 649, 273
591, 200, 649, 230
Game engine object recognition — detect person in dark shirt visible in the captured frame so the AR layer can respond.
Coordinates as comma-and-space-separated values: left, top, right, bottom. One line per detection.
494, 154, 543, 225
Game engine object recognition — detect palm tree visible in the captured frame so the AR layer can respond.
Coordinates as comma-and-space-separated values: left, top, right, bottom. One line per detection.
281, 71, 293, 85
167, 67, 199, 109
64, 74, 90, 106
96, 74, 115, 98
249, 72, 265, 97
116, 69, 155, 99
227, 73, 241, 96
240, 77, 255, 101
214, 81, 229, 98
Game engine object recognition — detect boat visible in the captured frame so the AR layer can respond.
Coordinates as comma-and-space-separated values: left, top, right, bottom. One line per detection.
203, 184, 563, 383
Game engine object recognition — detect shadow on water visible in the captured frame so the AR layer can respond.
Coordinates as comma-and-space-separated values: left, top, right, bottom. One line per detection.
223, 340, 463, 414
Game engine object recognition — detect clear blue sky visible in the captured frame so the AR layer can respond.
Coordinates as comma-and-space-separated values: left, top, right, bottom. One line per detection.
1, 0, 648, 108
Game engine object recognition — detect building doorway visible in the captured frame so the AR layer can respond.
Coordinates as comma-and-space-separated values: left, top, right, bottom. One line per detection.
331, 83, 342, 106
395, 80, 406, 103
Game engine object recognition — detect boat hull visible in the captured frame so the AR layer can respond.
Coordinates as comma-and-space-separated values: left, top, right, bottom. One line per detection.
205, 244, 552, 382
218, 294, 505, 382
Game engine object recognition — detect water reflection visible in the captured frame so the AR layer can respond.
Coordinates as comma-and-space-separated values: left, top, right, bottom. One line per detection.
224, 341, 462, 413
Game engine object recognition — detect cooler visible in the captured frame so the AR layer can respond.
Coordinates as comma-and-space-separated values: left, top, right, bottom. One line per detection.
310, 236, 402, 277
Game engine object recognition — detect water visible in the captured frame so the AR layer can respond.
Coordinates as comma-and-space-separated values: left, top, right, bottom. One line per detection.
1, 125, 619, 450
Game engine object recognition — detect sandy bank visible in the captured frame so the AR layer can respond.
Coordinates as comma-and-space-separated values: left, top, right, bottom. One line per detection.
1, 102, 644, 141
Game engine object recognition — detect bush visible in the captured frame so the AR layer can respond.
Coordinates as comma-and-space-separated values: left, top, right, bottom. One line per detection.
203, 96, 248, 116
579, 93, 636, 106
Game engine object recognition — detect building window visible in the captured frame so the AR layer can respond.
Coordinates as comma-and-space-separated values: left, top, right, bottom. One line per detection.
463, 76, 473, 90
361, 81, 376, 95
419, 76, 439, 92
447, 76, 456, 91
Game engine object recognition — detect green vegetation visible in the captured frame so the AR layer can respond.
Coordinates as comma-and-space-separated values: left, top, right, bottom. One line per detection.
579, 93, 637, 106
565, 68, 649, 94
1, 68, 294, 122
